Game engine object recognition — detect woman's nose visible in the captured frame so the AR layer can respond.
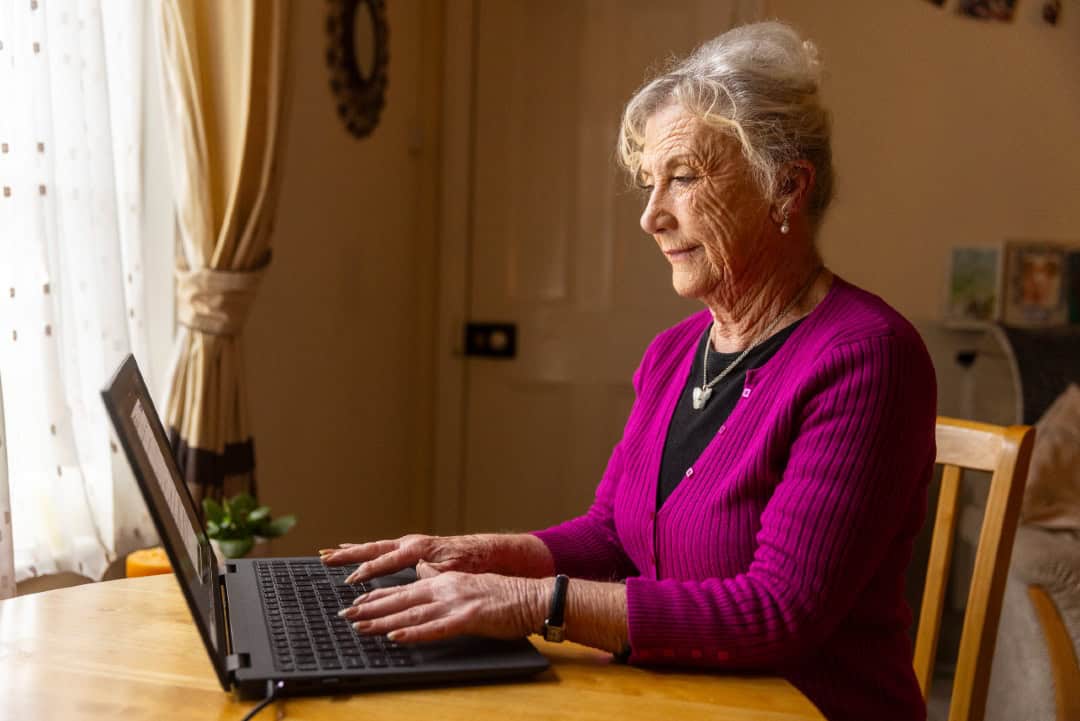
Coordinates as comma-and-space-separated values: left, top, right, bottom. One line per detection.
640, 190, 675, 235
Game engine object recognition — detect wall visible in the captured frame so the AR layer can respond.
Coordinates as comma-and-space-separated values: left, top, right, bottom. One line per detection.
243, 0, 443, 555
766, 0, 1080, 422
768, 0, 1080, 324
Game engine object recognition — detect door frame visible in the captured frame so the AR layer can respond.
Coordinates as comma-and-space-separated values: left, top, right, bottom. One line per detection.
431, 0, 476, 535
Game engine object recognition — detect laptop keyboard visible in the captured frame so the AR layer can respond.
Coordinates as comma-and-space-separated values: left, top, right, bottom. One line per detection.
255, 559, 415, 673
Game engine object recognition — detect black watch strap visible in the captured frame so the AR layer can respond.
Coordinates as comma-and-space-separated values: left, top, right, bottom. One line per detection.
542, 574, 569, 642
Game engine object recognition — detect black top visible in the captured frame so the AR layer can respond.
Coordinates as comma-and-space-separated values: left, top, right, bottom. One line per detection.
656, 319, 804, 509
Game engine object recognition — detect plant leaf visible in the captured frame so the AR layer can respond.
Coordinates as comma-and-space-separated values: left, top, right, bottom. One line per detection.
230, 493, 257, 518
203, 498, 224, 524
261, 515, 296, 538
217, 537, 255, 558
247, 506, 271, 524
206, 520, 220, 538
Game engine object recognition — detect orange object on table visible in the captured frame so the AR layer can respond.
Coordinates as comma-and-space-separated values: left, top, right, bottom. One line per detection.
125, 547, 173, 577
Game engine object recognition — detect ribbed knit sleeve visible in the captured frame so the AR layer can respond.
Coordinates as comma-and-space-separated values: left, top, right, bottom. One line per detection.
625, 333, 936, 667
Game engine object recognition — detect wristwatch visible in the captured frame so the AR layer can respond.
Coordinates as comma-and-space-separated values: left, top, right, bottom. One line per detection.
542, 574, 569, 642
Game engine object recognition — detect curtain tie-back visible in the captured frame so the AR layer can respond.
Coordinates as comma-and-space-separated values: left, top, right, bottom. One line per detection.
176, 264, 268, 336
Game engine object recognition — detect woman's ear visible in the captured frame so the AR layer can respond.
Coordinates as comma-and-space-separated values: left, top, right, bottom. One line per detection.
777, 161, 816, 223
775, 160, 816, 217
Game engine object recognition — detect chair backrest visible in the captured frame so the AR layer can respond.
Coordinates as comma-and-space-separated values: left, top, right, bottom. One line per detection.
914, 417, 1035, 721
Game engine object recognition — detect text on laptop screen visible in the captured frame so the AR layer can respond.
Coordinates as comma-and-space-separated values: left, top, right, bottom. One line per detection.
131, 398, 202, 577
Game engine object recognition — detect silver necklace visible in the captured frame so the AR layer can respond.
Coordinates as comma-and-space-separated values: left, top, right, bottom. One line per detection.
692, 266, 823, 411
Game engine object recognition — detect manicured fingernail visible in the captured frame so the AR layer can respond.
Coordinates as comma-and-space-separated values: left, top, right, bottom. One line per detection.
344, 572, 358, 584
387, 631, 403, 642
351, 593, 368, 606
318, 548, 336, 554
352, 621, 371, 632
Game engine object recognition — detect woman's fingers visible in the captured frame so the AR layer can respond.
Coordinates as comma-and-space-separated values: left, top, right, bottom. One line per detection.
321, 539, 400, 566
341, 582, 433, 619
343, 544, 424, 584
383, 616, 458, 644
348, 595, 446, 631
415, 560, 440, 579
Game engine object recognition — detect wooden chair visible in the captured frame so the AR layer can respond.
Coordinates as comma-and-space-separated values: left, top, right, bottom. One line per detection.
914, 418, 1035, 721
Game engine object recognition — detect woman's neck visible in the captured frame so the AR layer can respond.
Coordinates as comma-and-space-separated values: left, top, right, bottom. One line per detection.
704, 252, 829, 354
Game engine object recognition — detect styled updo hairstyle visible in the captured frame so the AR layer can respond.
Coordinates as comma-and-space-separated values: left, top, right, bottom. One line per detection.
618, 21, 834, 230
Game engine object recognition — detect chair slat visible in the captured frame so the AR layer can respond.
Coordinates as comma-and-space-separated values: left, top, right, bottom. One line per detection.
914, 463, 962, 696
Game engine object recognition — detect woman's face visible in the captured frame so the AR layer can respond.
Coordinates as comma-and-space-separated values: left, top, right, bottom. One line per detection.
638, 103, 774, 301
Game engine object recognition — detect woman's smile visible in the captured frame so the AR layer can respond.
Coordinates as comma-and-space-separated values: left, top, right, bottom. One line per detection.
663, 245, 701, 260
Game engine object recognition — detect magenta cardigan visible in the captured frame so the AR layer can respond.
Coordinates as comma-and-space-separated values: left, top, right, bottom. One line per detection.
533, 277, 935, 721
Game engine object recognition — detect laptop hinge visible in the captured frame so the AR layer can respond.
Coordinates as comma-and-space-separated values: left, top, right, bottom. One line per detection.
226, 653, 252, 672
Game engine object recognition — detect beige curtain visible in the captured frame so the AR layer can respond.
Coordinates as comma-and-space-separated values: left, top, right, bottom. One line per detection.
156, 0, 289, 504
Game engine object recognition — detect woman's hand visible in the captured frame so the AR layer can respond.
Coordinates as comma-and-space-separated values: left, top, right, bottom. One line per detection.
320, 533, 555, 583
320, 534, 489, 583
338, 571, 549, 644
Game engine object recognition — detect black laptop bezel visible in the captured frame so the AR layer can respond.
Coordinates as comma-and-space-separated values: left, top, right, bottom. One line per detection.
101, 354, 232, 691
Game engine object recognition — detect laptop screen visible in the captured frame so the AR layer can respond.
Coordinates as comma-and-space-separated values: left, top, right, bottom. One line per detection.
101, 355, 230, 689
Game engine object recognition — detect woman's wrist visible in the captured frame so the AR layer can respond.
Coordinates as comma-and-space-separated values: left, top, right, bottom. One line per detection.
516, 576, 554, 636
482, 533, 555, 578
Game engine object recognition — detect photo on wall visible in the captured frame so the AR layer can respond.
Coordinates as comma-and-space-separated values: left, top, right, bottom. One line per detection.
1002, 241, 1069, 327
957, 0, 1018, 21
944, 246, 1001, 328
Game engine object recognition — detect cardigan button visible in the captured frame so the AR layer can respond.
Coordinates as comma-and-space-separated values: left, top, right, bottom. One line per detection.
690, 649, 703, 659
716, 649, 731, 661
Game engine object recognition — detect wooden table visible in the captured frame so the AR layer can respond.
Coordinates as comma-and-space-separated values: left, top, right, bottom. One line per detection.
0, 575, 825, 720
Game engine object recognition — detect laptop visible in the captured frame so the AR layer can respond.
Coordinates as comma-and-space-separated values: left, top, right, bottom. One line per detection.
101, 354, 549, 699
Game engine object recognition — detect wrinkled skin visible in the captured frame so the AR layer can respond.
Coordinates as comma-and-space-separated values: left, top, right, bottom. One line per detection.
637, 103, 824, 352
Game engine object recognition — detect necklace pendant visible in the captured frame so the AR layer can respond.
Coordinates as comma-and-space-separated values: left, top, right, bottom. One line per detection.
692, 386, 712, 410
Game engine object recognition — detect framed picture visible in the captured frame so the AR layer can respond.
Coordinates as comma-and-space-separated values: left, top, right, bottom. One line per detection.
1002, 241, 1069, 327
957, 0, 1018, 21
944, 246, 1002, 328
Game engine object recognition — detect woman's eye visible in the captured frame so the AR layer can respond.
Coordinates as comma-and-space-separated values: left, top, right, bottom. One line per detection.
672, 176, 697, 185
636, 183, 654, 194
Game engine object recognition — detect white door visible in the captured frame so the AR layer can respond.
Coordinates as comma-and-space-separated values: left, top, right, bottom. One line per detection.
447, 0, 760, 533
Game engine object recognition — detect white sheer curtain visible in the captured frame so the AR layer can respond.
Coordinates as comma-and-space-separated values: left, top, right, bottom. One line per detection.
0, 0, 158, 587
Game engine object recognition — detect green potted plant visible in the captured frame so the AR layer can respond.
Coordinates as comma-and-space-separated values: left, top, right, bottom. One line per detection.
203, 492, 296, 560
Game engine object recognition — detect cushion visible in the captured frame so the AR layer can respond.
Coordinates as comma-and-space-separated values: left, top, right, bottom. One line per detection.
1021, 384, 1080, 530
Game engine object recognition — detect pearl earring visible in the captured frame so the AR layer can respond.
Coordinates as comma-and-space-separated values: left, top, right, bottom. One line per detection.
780, 209, 790, 235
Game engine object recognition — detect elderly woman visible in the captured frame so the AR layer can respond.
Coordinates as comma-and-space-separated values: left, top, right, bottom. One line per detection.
322, 21, 934, 721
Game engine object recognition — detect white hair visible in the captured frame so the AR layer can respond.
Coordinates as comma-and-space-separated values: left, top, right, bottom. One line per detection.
618, 21, 834, 228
